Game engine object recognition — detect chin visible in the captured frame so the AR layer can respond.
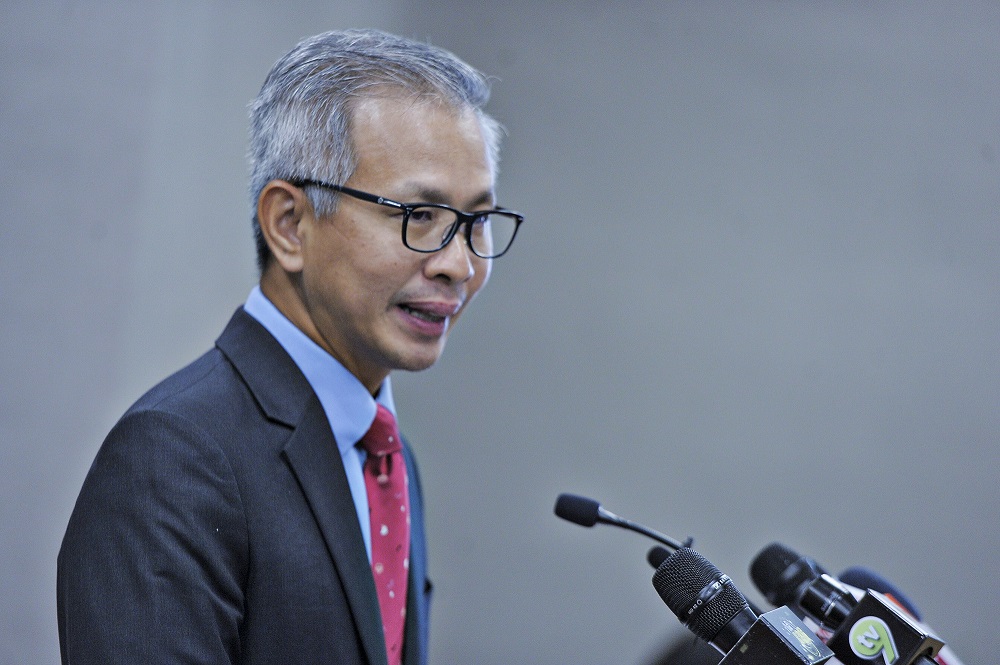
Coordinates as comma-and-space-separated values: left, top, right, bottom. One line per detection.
392, 342, 447, 373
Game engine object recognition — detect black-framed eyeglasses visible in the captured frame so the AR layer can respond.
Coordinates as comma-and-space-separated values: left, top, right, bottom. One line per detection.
289, 179, 523, 259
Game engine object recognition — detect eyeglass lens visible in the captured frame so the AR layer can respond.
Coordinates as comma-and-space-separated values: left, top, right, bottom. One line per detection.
405, 206, 518, 258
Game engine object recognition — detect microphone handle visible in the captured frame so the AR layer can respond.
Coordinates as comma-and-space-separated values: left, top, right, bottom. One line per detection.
718, 606, 834, 664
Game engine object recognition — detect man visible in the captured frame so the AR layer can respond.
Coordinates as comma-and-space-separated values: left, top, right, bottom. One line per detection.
57, 29, 522, 664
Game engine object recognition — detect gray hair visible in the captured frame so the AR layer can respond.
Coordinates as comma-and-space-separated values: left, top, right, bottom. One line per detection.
247, 29, 503, 271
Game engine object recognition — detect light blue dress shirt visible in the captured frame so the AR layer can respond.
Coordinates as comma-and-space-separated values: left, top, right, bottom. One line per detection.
243, 285, 395, 561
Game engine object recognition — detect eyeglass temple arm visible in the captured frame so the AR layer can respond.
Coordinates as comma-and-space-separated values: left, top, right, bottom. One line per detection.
289, 179, 408, 211
332, 184, 407, 210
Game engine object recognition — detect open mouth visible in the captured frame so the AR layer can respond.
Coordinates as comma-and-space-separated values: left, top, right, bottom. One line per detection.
399, 304, 447, 324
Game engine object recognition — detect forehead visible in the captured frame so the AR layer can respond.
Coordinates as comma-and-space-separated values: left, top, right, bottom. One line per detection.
346, 93, 496, 200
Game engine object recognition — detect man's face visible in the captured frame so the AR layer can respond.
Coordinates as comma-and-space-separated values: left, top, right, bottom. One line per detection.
295, 95, 495, 391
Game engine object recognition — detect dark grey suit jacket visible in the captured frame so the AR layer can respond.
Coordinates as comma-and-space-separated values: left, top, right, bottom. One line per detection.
57, 308, 431, 664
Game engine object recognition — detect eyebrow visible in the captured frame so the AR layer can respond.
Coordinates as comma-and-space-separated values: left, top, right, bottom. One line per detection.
399, 184, 496, 210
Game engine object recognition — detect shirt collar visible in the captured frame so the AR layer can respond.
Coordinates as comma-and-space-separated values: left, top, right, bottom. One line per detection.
243, 285, 395, 454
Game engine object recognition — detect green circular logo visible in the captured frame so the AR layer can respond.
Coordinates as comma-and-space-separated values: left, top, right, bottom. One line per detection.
849, 616, 899, 664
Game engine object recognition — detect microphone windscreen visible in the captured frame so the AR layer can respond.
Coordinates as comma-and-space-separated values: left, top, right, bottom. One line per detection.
554, 493, 600, 527
647, 545, 671, 569
749, 542, 827, 607
749, 543, 799, 588
652, 547, 750, 643
839, 566, 922, 621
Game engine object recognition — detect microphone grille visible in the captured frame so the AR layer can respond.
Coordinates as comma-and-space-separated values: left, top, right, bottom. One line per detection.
652, 547, 750, 642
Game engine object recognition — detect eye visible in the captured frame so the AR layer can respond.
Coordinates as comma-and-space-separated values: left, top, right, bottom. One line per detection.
408, 207, 436, 224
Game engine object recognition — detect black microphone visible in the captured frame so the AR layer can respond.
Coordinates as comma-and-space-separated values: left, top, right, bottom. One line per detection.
553, 493, 687, 551
652, 547, 833, 664
748, 542, 851, 629
749, 543, 945, 665
648, 545, 765, 616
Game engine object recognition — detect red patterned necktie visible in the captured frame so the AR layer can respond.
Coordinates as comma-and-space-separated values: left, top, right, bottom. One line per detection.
359, 405, 410, 665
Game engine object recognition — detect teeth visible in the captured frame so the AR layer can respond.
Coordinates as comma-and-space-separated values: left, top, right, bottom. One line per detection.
401, 305, 443, 322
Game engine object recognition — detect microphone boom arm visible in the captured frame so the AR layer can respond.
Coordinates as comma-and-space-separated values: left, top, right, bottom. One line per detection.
595, 506, 688, 552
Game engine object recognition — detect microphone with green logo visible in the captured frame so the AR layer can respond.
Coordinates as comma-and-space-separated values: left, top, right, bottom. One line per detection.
749, 542, 945, 665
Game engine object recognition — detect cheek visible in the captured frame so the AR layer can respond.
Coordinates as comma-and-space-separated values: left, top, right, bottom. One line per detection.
472, 258, 492, 294
318, 237, 403, 294
344, 255, 423, 318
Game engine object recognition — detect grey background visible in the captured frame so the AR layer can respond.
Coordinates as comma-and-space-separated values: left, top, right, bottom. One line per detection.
3, 1, 997, 663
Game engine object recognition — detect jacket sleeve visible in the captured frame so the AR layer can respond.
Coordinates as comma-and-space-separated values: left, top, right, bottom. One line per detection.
57, 408, 249, 664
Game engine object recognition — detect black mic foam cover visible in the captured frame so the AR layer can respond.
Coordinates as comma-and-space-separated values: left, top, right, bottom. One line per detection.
652, 547, 751, 644
749, 542, 827, 608
647, 545, 671, 569
554, 493, 600, 527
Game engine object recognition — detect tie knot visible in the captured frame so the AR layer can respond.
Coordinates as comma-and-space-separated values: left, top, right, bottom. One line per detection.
359, 404, 402, 457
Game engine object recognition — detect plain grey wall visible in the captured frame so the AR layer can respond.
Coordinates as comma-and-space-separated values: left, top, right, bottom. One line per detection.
3, 1, 997, 663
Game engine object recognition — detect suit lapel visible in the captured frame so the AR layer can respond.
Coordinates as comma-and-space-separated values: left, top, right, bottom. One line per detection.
217, 309, 388, 665
282, 406, 388, 665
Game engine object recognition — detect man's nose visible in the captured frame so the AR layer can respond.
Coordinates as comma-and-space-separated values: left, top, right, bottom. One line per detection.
425, 227, 478, 283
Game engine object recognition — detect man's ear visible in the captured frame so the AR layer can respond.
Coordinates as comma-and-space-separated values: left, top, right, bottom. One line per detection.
257, 180, 309, 273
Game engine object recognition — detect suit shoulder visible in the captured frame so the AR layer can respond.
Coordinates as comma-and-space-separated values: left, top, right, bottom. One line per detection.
125, 347, 256, 428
